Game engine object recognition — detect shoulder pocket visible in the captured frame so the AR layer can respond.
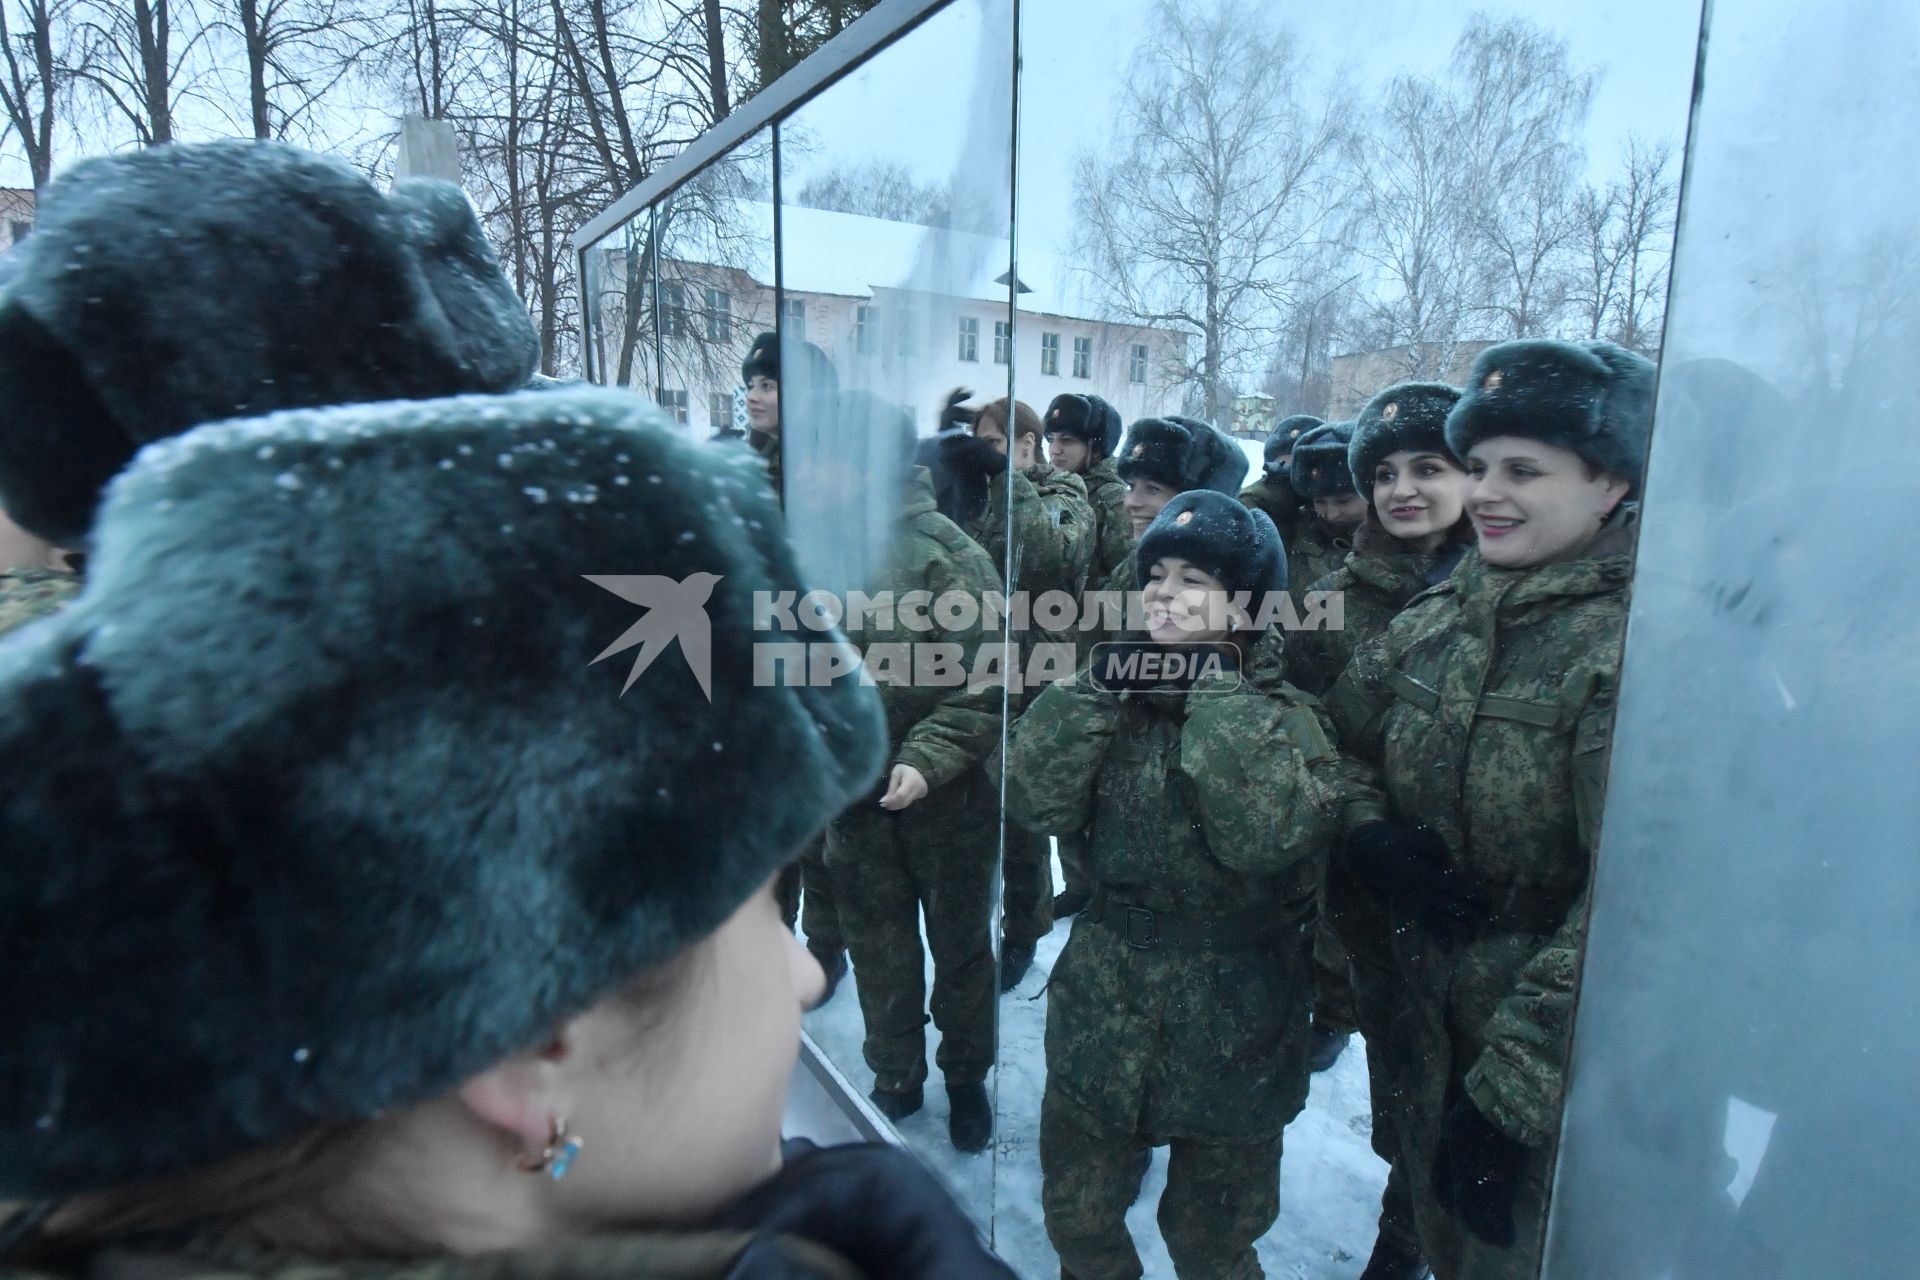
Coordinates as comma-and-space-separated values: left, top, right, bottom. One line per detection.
1387, 669, 1441, 715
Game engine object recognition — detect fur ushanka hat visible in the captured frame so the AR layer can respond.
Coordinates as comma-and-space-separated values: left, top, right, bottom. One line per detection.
740, 330, 840, 396
1444, 339, 1657, 489
0, 140, 541, 547
1115, 415, 1248, 496
1135, 489, 1286, 599
1347, 383, 1461, 493
1043, 393, 1122, 459
1289, 420, 1358, 500
1262, 413, 1322, 481
0, 386, 886, 1199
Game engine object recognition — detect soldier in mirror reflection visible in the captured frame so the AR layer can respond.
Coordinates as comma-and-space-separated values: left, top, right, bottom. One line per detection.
1326, 339, 1654, 1280
1238, 412, 1321, 553
930, 394, 1096, 992
735, 329, 839, 497
1005, 490, 1349, 1280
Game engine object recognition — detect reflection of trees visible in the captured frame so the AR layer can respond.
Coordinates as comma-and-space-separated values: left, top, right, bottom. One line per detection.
793, 158, 951, 226
1771, 225, 1920, 419
1570, 136, 1677, 355
1068, 0, 1341, 424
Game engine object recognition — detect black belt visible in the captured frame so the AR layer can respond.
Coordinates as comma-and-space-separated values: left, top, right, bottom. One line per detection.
1084, 886, 1299, 952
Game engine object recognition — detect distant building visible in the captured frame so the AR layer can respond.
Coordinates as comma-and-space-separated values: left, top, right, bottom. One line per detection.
0, 189, 34, 249
586, 202, 1189, 440
1326, 340, 1496, 418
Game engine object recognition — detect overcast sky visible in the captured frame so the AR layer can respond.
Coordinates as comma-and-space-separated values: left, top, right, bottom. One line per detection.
783, 0, 1705, 263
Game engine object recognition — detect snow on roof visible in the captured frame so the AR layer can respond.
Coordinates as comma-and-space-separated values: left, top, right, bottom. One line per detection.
658, 199, 1119, 323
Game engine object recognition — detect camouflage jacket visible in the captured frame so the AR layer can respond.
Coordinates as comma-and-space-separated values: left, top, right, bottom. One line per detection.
0, 567, 81, 640
961, 461, 1095, 599
1286, 518, 1351, 615
1286, 523, 1463, 699
748, 428, 781, 503
1004, 629, 1350, 1139
1238, 475, 1302, 550
860, 468, 1003, 792
1325, 524, 1632, 1148
1071, 548, 1137, 673
1081, 455, 1133, 582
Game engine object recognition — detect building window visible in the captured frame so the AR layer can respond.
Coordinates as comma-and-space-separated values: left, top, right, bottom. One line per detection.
657, 389, 689, 424
958, 316, 979, 363
1130, 343, 1148, 384
709, 391, 734, 431
896, 310, 918, 357
993, 320, 1012, 365
782, 297, 806, 339
1072, 335, 1093, 379
856, 304, 877, 354
1040, 332, 1060, 376
704, 287, 730, 341
661, 282, 689, 340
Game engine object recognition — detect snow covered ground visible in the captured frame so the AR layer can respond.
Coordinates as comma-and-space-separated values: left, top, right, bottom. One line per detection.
801, 849, 1389, 1280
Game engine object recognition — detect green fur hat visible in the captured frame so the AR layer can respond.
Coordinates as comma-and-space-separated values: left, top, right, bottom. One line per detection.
0, 386, 886, 1199
1115, 415, 1248, 496
1135, 489, 1286, 598
1289, 420, 1358, 500
1444, 340, 1657, 487
1348, 383, 1462, 493
0, 140, 540, 548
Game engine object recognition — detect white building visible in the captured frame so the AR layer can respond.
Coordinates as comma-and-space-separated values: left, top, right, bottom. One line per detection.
590, 202, 1189, 440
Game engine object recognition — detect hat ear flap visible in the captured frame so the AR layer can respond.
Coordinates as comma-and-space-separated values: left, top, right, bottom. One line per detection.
0, 301, 130, 547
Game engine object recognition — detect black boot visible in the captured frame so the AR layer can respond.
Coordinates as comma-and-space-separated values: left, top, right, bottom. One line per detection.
1308, 1024, 1351, 1073
1357, 1235, 1431, 1280
868, 1083, 923, 1122
1052, 888, 1091, 919
807, 942, 847, 1006
999, 939, 1036, 993
948, 1081, 991, 1152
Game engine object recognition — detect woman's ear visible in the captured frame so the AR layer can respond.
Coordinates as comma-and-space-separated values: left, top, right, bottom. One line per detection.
1596, 471, 1633, 520
455, 1034, 571, 1150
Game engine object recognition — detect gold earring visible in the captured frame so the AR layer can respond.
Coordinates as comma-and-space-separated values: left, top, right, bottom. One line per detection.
518, 1114, 584, 1181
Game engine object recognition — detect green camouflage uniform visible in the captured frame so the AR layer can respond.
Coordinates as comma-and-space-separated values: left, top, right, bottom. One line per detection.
1238, 475, 1302, 553
824, 467, 1004, 1092
1285, 525, 1456, 1262
1082, 455, 1133, 582
0, 567, 81, 640
1325, 527, 1631, 1280
1286, 519, 1351, 619
960, 462, 1096, 951
1006, 629, 1350, 1280
750, 428, 843, 955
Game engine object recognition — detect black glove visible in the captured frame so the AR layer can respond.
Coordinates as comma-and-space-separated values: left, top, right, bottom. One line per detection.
938, 430, 1008, 479
939, 387, 976, 433
715, 1140, 1018, 1280
1341, 822, 1489, 946
1431, 1099, 1530, 1248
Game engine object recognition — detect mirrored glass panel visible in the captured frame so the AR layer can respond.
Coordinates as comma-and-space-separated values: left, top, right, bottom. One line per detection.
581, 207, 658, 399
651, 135, 776, 442
1002, 0, 1699, 1275
1545, 3, 1920, 1276
777, 0, 1016, 1215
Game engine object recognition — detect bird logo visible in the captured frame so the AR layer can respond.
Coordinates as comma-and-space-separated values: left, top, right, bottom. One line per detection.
584, 573, 723, 700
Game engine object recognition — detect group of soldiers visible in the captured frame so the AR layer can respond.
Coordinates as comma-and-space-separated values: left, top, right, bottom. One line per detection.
734, 332, 1652, 1280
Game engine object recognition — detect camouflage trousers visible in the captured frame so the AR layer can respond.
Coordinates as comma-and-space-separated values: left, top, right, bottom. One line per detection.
1041, 1086, 1280, 1280
823, 781, 997, 1090
776, 835, 844, 953
1001, 820, 1055, 948
1312, 911, 1357, 1036
1349, 955, 1425, 1261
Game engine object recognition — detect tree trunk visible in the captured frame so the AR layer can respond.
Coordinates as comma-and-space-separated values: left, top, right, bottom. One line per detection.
701, 0, 728, 121
134, 0, 173, 143
240, 0, 271, 137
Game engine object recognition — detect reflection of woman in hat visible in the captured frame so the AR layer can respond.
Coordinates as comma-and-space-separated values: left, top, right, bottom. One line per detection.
1006, 490, 1348, 1280
1326, 339, 1654, 1280
0, 386, 1012, 1278
738, 330, 839, 498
